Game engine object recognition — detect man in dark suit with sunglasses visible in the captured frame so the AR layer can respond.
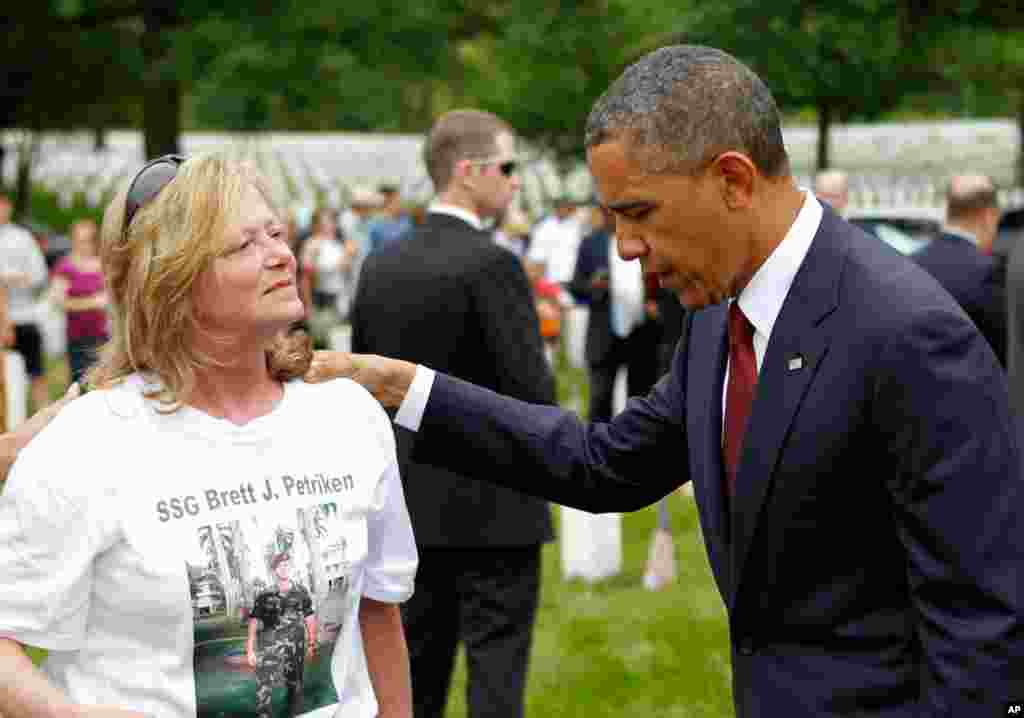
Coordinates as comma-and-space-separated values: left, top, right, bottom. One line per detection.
349, 109, 555, 718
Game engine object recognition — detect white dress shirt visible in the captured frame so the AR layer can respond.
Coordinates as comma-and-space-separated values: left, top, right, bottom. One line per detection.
609, 233, 646, 338
396, 191, 823, 433
722, 191, 823, 424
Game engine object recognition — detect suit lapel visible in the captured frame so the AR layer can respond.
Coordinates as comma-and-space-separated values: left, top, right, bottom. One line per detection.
687, 303, 732, 599
730, 212, 844, 599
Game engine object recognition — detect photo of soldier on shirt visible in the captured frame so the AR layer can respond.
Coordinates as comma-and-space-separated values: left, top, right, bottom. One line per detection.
187, 502, 355, 717
248, 553, 315, 718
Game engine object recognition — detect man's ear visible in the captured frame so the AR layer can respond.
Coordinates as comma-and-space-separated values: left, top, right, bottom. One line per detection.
711, 152, 756, 210
453, 158, 477, 186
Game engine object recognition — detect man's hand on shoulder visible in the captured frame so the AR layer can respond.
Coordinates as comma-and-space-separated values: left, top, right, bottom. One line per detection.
305, 351, 417, 410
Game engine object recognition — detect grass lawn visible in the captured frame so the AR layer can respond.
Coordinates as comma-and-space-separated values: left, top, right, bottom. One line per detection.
23, 352, 734, 717
443, 349, 733, 717
441, 497, 733, 718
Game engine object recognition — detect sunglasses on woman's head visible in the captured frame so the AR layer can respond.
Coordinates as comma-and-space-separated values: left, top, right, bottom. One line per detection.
124, 154, 186, 230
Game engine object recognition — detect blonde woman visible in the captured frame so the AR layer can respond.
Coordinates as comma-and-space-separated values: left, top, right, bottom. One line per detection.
0, 153, 416, 718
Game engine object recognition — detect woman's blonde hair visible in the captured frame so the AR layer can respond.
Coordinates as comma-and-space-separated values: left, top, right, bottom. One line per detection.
86, 151, 312, 408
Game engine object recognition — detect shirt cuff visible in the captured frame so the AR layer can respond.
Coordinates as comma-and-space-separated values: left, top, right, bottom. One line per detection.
394, 366, 435, 431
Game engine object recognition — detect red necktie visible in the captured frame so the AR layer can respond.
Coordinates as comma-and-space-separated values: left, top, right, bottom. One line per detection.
723, 302, 757, 497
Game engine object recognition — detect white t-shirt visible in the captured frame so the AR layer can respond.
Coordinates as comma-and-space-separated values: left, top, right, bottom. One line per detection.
314, 238, 348, 296
314, 238, 358, 319
0, 374, 417, 718
526, 214, 583, 284
0, 222, 48, 324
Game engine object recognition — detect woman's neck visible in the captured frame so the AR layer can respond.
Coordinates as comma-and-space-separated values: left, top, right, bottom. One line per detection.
188, 350, 283, 426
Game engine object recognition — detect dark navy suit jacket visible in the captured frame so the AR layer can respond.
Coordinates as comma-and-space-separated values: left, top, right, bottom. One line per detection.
567, 227, 616, 365
913, 230, 1007, 365
410, 208, 1022, 716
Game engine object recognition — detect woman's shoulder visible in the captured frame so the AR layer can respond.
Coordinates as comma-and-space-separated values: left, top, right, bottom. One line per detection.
40, 376, 149, 439
285, 377, 391, 433
9, 379, 150, 504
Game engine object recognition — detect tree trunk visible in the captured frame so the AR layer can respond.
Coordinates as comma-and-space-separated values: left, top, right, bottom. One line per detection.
1017, 89, 1024, 188
141, 8, 181, 160
231, 521, 252, 620
298, 507, 328, 612
14, 148, 33, 221
211, 523, 237, 619
816, 101, 832, 172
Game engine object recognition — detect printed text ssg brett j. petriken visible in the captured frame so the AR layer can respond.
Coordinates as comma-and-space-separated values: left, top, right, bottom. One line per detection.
155, 473, 355, 522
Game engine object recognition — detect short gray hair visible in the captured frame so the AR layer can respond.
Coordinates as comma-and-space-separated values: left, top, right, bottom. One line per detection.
946, 173, 997, 219
585, 45, 789, 177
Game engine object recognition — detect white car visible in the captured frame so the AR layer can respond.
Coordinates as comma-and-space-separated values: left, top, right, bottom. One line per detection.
846, 207, 943, 256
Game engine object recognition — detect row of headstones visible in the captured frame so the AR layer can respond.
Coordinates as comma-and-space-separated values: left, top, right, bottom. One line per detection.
794, 174, 1024, 211
8, 139, 1024, 221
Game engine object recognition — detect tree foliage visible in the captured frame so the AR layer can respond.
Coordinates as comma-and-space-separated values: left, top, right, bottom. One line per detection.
3, 0, 1024, 186
672, 0, 951, 170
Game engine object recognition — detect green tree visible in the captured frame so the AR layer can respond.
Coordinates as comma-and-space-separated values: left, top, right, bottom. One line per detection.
461, 0, 643, 162
680, 0, 946, 171
934, 27, 1024, 183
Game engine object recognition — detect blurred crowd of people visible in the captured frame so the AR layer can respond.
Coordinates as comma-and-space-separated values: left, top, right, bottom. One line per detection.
3, 163, 1022, 425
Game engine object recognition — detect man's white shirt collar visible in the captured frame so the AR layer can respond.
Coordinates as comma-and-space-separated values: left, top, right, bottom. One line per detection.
736, 189, 823, 356
428, 203, 486, 232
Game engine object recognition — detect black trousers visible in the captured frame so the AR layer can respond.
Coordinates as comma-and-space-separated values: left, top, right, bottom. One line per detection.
66, 335, 105, 386
588, 322, 661, 423
402, 546, 542, 718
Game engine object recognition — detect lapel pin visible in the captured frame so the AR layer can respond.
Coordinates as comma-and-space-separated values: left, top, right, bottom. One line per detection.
788, 355, 804, 372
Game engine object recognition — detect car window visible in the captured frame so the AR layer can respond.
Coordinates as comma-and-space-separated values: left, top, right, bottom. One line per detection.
872, 223, 930, 255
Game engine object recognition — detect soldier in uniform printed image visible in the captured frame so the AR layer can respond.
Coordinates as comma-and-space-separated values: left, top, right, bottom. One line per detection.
246, 553, 317, 718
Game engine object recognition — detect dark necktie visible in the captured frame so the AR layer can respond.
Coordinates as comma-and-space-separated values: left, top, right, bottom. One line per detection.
723, 302, 757, 498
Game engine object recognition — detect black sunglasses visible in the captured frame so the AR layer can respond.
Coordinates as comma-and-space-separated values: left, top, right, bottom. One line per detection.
124, 154, 185, 230
467, 157, 519, 177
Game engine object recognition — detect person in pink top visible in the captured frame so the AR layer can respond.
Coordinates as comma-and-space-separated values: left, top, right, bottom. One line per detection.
50, 218, 110, 384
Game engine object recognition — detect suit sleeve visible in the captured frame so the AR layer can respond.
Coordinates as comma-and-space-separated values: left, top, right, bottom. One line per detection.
876, 305, 1022, 712
350, 253, 375, 355
413, 314, 694, 512
567, 240, 591, 305
469, 248, 557, 405
568, 234, 610, 306
975, 258, 1007, 365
